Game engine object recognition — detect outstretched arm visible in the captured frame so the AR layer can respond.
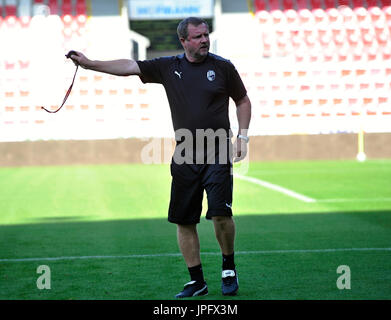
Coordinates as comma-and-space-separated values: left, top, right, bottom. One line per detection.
69, 51, 141, 76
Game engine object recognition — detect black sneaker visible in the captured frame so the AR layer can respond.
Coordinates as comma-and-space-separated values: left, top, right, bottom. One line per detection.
175, 280, 208, 298
222, 270, 239, 296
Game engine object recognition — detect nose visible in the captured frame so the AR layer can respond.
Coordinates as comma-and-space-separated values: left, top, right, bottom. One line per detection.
201, 34, 209, 43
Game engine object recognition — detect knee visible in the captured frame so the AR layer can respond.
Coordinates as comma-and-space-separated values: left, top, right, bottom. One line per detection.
212, 216, 233, 228
177, 223, 197, 234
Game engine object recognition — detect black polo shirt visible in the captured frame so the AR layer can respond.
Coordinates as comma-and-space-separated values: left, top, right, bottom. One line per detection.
136, 53, 247, 136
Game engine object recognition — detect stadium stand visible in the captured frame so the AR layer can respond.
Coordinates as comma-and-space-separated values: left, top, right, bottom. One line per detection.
246, 0, 391, 134
0, 0, 390, 141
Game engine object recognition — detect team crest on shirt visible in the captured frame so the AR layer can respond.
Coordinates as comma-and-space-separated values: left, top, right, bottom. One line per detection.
207, 70, 215, 81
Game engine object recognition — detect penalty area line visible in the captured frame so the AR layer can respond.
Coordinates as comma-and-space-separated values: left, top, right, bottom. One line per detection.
234, 174, 316, 203
1, 248, 390, 263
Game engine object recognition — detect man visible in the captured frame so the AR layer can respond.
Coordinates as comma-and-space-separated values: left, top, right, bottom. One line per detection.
70, 17, 251, 298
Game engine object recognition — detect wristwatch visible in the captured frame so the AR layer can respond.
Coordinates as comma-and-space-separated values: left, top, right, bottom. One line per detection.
237, 134, 249, 143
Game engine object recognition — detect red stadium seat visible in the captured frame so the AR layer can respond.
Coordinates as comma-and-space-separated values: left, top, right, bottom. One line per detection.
337, 0, 351, 7
324, 0, 336, 8
353, 48, 363, 60
370, 7, 384, 25
340, 6, 354, 22
5, 5, 17, 17
310, 0, 323, 9
282, 0, 295, 9
367, 47, 378, 60
271, 9, 285, 23
382, 46, 391, 59
347, 33, 360, 46
48, 0, 59, 15
299, 8, 313, 23
285, 9, 298, 23
377, 32, 388, 46
256, 10, 270, 24
297, 0, 309, 10
62, 0, 72, 15
296, 0, 309, 10
354, 7, 368, 22
384, 6, 391, 21
19, 16, 31, 28
269, 0, 281, 11
327, 8, 340, 22
363, 33, 374, 46
255, 0, 267, 11
366, 0, 378, 7
76, 0, 87, 15
352, 0, 366, 6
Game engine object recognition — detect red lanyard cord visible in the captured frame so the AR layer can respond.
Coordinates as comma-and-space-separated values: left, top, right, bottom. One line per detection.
41, 51, 79, 113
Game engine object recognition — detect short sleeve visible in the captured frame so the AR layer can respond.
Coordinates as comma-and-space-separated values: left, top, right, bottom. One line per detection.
226, 62, 247, 103
136, 56, 173, 84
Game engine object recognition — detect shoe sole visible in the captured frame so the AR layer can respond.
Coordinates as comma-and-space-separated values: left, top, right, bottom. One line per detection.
223, 289, 238, 296
192, 285, 208, 297
175, 285, 208, 298
222, 277, 239, 296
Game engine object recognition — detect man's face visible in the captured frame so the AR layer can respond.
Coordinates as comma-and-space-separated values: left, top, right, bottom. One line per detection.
181, 23, 210, 62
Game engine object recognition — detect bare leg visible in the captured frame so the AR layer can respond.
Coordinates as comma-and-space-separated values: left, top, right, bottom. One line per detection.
177, 224, 201, 267
212, 216, 235, 255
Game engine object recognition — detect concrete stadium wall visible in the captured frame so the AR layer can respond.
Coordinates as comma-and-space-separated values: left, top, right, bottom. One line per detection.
0, 133, 390, 167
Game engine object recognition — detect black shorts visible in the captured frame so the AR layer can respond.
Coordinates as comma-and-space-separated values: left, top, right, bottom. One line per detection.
168, 161, 233, 225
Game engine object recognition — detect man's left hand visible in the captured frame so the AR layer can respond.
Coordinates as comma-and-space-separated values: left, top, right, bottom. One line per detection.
233, 138, 248, 162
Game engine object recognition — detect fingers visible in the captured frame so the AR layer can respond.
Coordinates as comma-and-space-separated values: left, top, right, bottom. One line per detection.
67, 51, 87, 68
233, 139, 247, 162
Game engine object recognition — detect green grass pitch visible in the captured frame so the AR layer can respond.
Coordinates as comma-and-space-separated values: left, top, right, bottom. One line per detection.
0, 159, 390, 300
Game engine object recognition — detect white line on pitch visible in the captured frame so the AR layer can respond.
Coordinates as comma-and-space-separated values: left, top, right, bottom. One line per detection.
234, 174, 316, 203
317, 198, 391, 203
1, 247, 390, 263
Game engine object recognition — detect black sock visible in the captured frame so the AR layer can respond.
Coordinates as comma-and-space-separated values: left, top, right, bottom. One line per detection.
222, 253, 235, 271
188, 264, 205, 283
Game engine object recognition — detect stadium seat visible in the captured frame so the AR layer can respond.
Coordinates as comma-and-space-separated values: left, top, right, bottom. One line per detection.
256, 10, 270, 24
383, 6, 391, 21
366, 0, 379, 8
5, 0, 17, 17
282, 0, 295, 10
19, 16, 31, 28
298, 8, 313, 23
285, 9, 298, 23
297, 0, 309, 10
310, 0, 323, 9
382, 46, 391, 59
62, 0, 72, 15
352, 0, 366, 6
340, 6, 354, 22
255, 0, 267, 11
313, 8, 327, 23
327, 8, 340, 22
76, 0, 87, 15
367, 47, 378, 60
337, 0, 351, 7
48, 0, 59, 15
347, 33, 360, 46
369, 7, 383, 22
354, 7, 368, 22
324, 0, 336, 8
271, 9, 285, 23
269, 0, 282, 11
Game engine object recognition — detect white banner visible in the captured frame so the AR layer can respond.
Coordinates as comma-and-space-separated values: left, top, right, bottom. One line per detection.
129, 0, 214, 20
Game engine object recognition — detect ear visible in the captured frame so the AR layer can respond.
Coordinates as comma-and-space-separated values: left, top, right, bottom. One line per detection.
179, 37, 186, 47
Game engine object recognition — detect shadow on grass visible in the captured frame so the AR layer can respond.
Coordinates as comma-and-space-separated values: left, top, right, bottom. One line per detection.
0, 210, 390, 300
